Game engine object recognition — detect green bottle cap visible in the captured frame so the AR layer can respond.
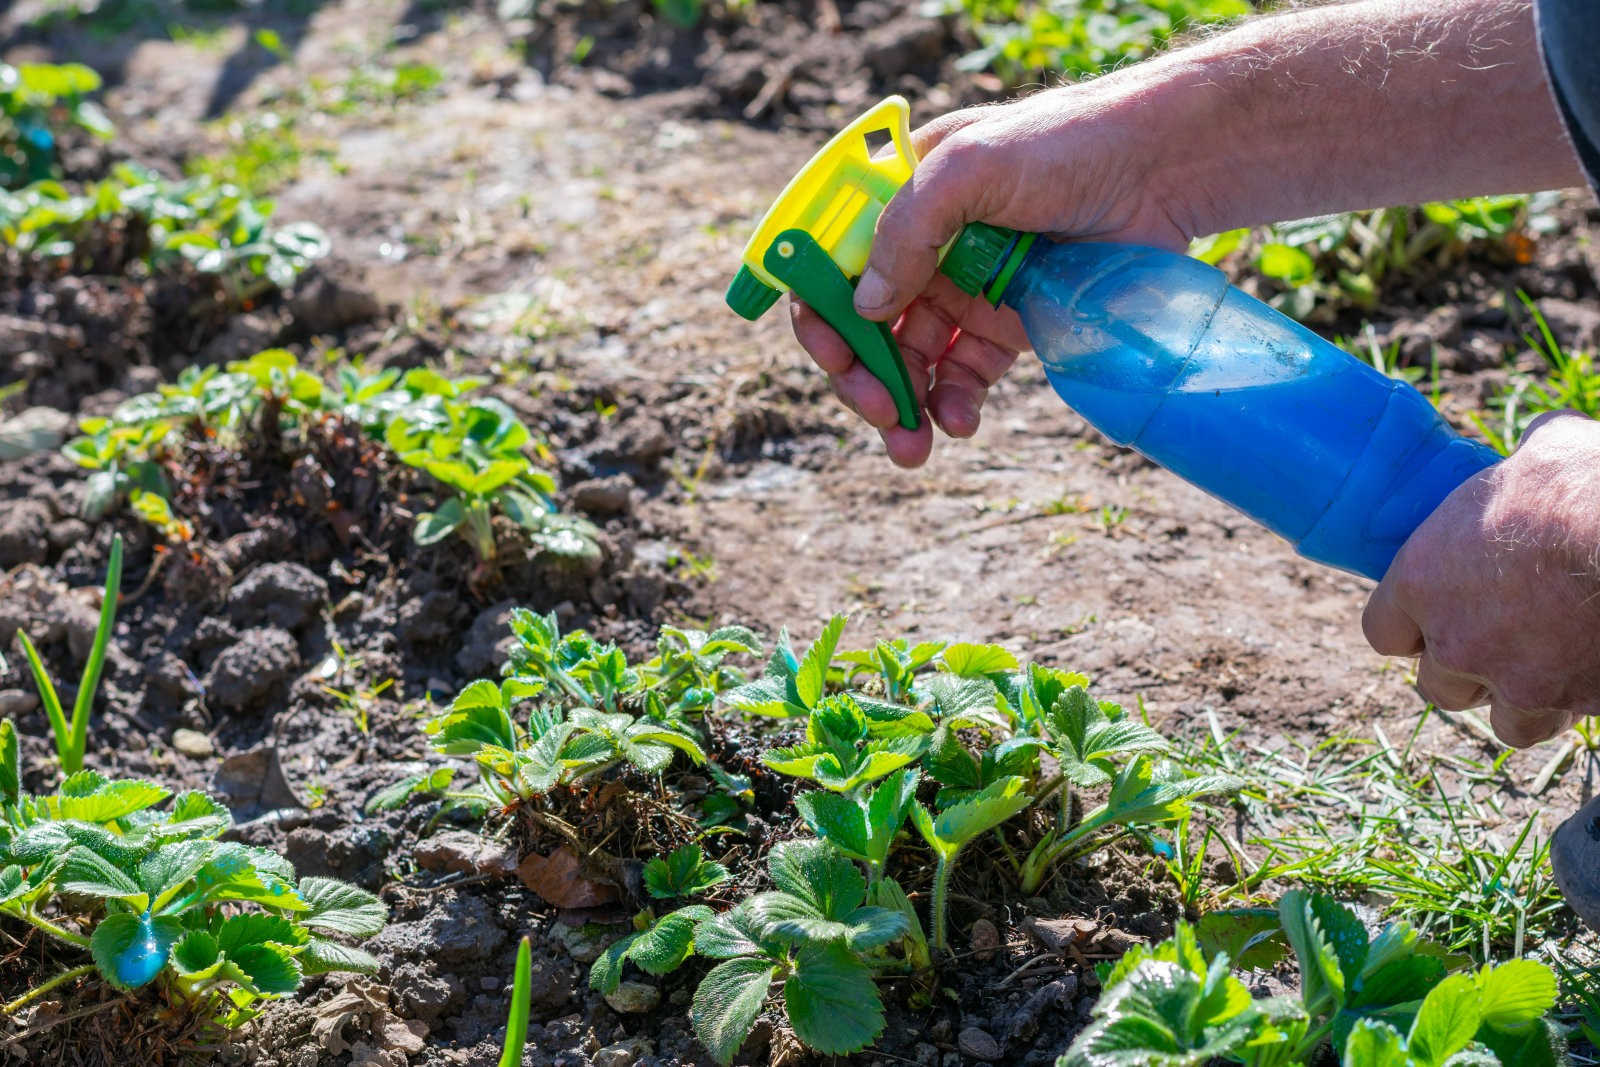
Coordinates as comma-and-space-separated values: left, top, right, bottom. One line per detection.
726, 265, 782, 321
940, 222, 1035, 306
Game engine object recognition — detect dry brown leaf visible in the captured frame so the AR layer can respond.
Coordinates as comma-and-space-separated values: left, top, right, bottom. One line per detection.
517, 846, 619, 908
311, 980, 428, 1059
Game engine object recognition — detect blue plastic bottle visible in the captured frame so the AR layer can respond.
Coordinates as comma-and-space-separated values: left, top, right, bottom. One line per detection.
993, 242, 1499, 580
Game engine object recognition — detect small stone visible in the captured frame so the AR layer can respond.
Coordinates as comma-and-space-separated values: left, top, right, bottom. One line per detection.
958, 1027, 1002, 1062
569, 475, 634, 517
555, 923, 615, 964
592, 1037, 652, 1067
172, 729, 215, 758
414, 830, 517, 878
969, 917, 1001, 961
602, 981, 659, 1015
0, 690, 39, 717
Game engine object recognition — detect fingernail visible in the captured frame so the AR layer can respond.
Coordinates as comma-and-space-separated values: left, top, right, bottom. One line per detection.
854, 268, 892, 313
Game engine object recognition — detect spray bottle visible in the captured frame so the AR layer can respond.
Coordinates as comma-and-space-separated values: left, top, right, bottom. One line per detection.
725, 97, 1500, 582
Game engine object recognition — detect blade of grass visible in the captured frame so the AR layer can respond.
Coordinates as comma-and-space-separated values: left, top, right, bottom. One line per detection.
499, 935, 532, 1067
14, 630, 70, 767
66, 534, 122, 774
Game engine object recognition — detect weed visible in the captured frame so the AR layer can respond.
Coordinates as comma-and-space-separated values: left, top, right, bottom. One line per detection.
1177, 710, 1568, 958
11, 535, 122, 775
1472, 293, 1600, 455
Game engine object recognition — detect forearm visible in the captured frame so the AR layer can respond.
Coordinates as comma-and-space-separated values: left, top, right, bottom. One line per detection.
1115, 0, 1587, 234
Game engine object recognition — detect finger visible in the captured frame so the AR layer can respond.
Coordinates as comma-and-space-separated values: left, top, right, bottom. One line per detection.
1489, 699, 1570, 748
1363, 578, 1424, 657
856, 131, 997, 323
1415, 653, 1489, 711
928, 333, 1019, 439
828, 362, 901, 430
878, 419, 934, 469
791, 299, 856, 376
910, 107, 990, 158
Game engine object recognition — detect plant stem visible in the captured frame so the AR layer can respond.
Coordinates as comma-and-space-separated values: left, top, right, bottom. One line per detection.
1, 963, 96, 1016
16, 909, 91, 950
69, 534, 122, 773
930, 855, 953, 953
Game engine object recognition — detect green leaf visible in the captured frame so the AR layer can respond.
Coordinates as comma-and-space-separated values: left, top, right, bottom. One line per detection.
794, 791, 870, 861
1309, 894, 1369, 992
1279, 890, 1345, 1014
1195, 909, 1288, 973
767, 839, 864, 919
171, 930, 223, 980
1473, 959, 1556, 1029
629, 906, 714, 974
157, 791, 232, 839
139, 839, 216, 908
693, 958, 777, 1065
590, 932, 638, 995
794, 615, 846, 709
229, 942, 304, 994
297, 877, 386, 937
299, 937, 381, 976
916, 776, 1030, 856
1409, 975, 1481, 1066
1257, 242, 1316, 286
0, 718, 18, 806
57, 845, 144, 904
92, 911, 182, 989
940, 642, 1018, 678
1344, 1018, 1414, 1067
642, 843, 729, 900
693, 902, 773, 960
217, 912, 308, 952
783, 942, 885, 1056
414, 498, 467, 544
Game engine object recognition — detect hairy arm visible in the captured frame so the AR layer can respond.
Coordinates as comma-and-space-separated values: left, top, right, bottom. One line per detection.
1148, 0, 1587, 237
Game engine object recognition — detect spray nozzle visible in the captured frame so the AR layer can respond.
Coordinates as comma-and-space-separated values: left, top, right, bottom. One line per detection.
726, 96, 1034, 431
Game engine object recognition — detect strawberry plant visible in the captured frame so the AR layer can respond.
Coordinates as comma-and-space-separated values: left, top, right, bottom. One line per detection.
11, 535, 123, 775
62, 351, 599, 567
0, 163, 328, 295
0, 723, 384, 1024
689, 839, 910, 1064
0, 61, 113, 187
1062, 890, 1569, 1066
590, 844, 727, 995
418, 613, 756, 811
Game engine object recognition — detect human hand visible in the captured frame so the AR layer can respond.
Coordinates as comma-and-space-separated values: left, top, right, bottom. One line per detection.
791, 81, 1205, 467
1363, 411, 1600, 746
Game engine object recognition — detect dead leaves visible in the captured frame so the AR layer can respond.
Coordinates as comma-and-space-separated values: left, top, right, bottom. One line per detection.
312, 980, 427, 1067
516, 846, 619, 909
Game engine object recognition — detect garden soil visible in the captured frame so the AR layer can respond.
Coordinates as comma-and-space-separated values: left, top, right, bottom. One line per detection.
2, 1, 1598, 1064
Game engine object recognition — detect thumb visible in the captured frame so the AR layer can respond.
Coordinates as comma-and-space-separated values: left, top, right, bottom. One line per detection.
855, 130, 994, 323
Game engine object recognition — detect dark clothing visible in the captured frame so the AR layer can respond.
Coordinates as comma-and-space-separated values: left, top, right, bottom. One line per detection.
1536, 0, 1600, 196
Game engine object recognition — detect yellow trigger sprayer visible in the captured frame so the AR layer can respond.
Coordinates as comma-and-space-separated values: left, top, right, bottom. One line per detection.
725, 96, 1034, 432
726, 95, 1500, 585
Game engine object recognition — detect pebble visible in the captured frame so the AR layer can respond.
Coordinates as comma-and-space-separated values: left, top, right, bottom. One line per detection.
592, 1037, 653, 1067
969, 917, 1001, 961
958, 1027, 1002, 1062
172, 728, 215, 758
0, 690, 39, 717
602, 981, 660, 1014
556, 923, 615, 964
414, 830, 517, 877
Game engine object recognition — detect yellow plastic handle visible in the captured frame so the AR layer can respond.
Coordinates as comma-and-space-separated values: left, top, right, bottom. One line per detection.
737, 96, 918, 293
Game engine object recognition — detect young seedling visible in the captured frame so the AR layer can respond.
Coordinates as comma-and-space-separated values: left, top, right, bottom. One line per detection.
762, 694, 925, 793
1065, 891, 1569, 1067
590, 843, 727, 995
794, 768, 918, 883
499, 937, 532, 1067
643, 842, 729, 899
690, 840, 908, 1064
0, 734, 385, 1026
723, 614, 845, 718
910, 776, 1031, 952
13, 534, 122, 775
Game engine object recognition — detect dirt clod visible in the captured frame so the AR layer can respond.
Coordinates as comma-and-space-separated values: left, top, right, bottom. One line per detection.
959, 1027, 1003, 1062
205, 626, 302, 711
